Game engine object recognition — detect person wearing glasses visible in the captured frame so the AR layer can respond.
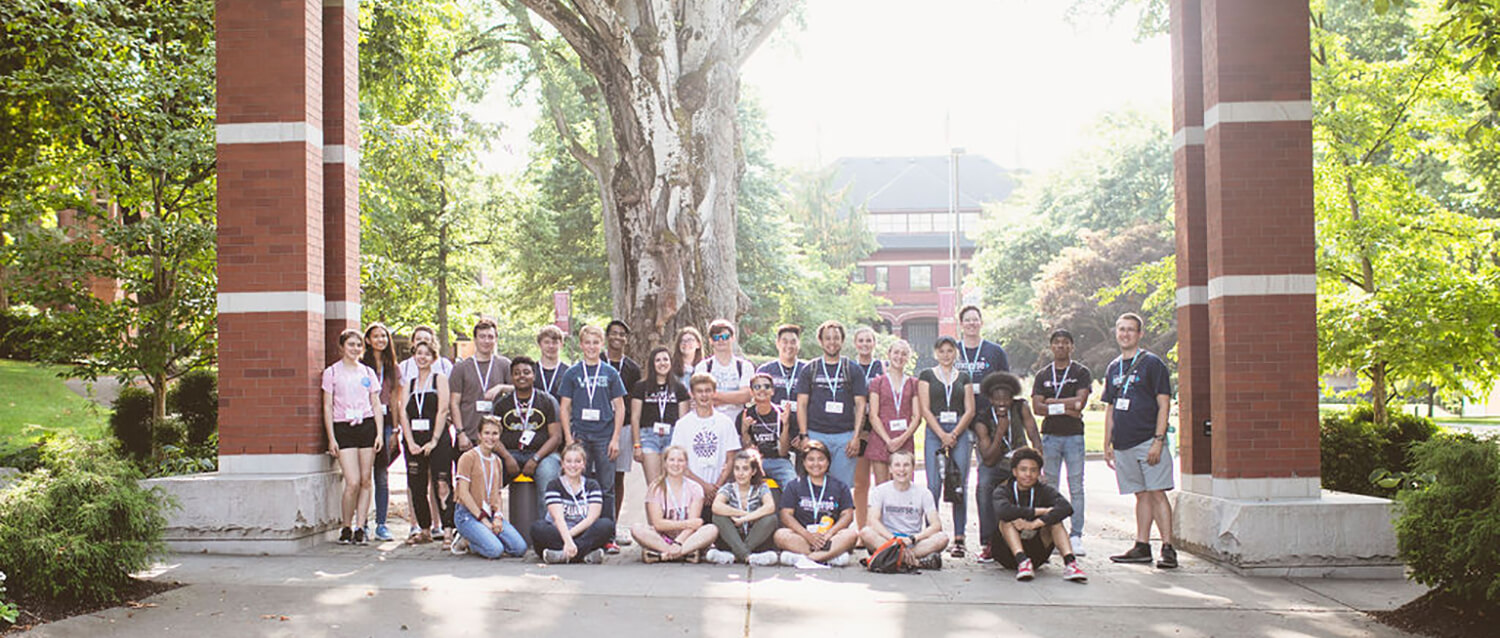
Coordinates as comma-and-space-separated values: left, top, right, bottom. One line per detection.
694, 319, 755, 424
740, 372, 796, 486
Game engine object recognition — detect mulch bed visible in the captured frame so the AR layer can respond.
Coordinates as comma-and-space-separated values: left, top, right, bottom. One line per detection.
1371, 590, 1496, 638
2, 579, 182, 635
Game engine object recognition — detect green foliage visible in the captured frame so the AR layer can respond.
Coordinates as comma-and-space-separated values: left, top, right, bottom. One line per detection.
0, 569, 16, 625
0, 435, 169, 606
108, 386, 154, 463
1392, 433, 1500, 608
166, 368, 216, 448
1318, 405, 1439, 496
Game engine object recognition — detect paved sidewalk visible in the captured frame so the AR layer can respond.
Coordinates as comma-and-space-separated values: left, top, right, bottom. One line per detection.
20, 461, 1427, 637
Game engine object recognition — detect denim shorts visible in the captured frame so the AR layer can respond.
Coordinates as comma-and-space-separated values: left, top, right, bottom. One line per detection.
639, 428, 674, 454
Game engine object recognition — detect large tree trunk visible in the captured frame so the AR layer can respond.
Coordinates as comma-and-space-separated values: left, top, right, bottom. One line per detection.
516, 0, 791, 350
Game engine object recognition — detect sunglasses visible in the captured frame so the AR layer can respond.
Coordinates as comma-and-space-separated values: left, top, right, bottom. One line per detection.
750, 383, 773, 390
710, 333, 732, 342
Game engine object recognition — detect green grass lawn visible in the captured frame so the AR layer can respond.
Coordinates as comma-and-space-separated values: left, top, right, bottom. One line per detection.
0, 359, 108, 446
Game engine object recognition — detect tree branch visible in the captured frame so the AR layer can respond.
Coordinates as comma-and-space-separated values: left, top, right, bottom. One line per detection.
734, 0, 794, 69
515, 0, 610, 78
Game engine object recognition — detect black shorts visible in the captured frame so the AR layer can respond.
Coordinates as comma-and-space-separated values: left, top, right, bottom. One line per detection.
994, 531, 1053, 570
333, 417, 377, 449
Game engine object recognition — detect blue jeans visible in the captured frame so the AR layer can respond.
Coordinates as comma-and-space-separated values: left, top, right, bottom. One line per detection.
924, 428, 973, 538
575, 433, 617, 516
1042, 434, 1086, 537
509, 450, 561, 519
761, 457, 798, 488
454, 504, 527, 558
809, 430, 855, 488
374, 423, 397, 526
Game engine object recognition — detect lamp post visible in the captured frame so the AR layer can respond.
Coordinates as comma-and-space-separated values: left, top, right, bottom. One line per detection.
948, 147, 964, 288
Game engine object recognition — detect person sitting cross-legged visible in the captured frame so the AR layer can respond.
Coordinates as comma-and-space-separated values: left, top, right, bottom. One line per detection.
772, 439, 860, 568
994, 447, 1087, 583
859, 450, 948, 570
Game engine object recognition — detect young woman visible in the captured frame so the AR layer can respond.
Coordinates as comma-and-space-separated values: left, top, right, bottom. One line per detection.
450, 417, 528, 558
530, 444, 615, 564
850, 326, 884, 528
670, 326, 705, 387
707, 449, 781, 565
918, 335, 976, 558
321, 329, 384, 545
397, 341, 450, 545
866, 339, 919, 486
974, 372, 1043, 562
740, 373, 796, 487
361, 322, 401, 541
772, 440, 859, 567
630, 445, 719, 563
630, 347, 692, 487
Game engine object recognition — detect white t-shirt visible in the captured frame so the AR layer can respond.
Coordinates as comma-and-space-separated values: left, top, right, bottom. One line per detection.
694, 355, 755, 419
400, 356, 454, 384
670, 411, 742, 484
868, 480, 937, 536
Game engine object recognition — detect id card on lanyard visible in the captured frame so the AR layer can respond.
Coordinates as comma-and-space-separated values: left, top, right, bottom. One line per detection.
580, 363, 604, 421
821, 359, 844, 414
1048, 362, 1072, 416
1113, 353, 1141, 412
473, 357, 495, 413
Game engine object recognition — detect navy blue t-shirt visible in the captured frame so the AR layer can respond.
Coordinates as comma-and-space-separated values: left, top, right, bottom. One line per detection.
1101, 350, 1172, 450
794, 357, 869, 434
757, 359, 806, 410
557, 361, 628, 438
779, 475, 855, 527
956, 339, 1009, 415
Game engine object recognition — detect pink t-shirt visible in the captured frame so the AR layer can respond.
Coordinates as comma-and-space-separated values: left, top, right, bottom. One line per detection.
321, 362, 380, 423
649, 478, 705, 522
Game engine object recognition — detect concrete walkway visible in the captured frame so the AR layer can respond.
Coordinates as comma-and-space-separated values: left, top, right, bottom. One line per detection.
19, 461, 1427, 637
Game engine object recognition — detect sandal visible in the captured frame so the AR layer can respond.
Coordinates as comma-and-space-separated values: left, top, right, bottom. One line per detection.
406, 530, 432, 545
950, 538, 967, 558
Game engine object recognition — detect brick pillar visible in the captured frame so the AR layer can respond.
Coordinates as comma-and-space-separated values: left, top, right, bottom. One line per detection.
216, 0, 326, 470
1201, 0, 1318, 498
1170, 0, 1213, 488
323, 0, 360, 353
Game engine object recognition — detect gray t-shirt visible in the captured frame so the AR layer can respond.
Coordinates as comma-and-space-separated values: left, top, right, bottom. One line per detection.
449, 355, 513, 443
868, 480, 936, 536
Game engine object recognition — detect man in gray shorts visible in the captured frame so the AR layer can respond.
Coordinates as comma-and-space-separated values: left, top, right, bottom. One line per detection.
1102, 312, 1178, 569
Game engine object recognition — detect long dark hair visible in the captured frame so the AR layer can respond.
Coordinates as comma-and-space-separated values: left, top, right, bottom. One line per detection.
361, 322, 399, 393
645, 346, 674, 385
671, 326, 705, 375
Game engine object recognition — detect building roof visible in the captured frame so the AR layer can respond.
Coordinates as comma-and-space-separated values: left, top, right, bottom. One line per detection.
875, 233, 976, 251
831, 155, 1017, 214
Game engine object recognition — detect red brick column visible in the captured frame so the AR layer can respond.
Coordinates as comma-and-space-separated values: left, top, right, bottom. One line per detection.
1202, 0, 1319, 498
216, 0, 327, 471
1170, 0, 1213, 487
323, 0, 360, 356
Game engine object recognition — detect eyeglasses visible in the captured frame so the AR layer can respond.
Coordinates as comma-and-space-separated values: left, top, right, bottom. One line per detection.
710, 333, 732, 342
750, 383, 773, 390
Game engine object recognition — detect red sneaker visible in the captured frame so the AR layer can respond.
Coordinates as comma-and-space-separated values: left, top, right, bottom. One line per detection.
1063, 561, 1088, 583
977, 545, 994, 563
1015, 558, 1034, 582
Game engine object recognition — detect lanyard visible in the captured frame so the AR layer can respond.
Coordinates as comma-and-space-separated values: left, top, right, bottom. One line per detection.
961, 342, 983, 368
564, 475, 587, 514
991, 406, 1011, 449
479, 451, 498, 510
653, 383, 673, 421
889, 373, 907, 413
1051, 362, 1072, 399
821, 358, 844, 398
861, 359, 882, 382
474, 357, 495, 393
413, 369, 434, 415
1116, 352, 1141, 396
515, 390, 536, 429
778, 361, 800, 396
732, 483, 751, 510
582, 362, 601, 408
1014, 482, 1034, 508
665, 478, 681, 519
937, 365, 958, 409
807, 476, 829, 521
539, 365, 560, 394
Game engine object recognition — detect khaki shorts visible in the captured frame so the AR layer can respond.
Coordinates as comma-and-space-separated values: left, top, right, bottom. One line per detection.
1114, 438, 1174, 494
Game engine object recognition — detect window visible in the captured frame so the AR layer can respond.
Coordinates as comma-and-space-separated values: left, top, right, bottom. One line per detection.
874, 266, 889, 292
909, 265, 932, 291
851, 267, 867, 284
908, 214, 934, 232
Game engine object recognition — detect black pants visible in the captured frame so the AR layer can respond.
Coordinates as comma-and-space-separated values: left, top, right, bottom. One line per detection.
529, 517, 614, 560
427, 429, 457, 529
404, 429, 449, 530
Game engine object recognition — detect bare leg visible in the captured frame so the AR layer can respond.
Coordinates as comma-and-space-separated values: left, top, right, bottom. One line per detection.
774, 528, 812, 554
871, 461, 890, 486
854, 456, 872, 527
1148, 490, 1174, 543
642, 453, 663, 487
911, 531, 950, 558
336, 449, 362, 527
677, 525, 719, 555
1134, 493, 1153, 542
859, 526, 891, 551
630, 524, 677, 556
355, 448, 377, 528
1049, 523, 1073, 555
808, 528, 860, 563
999, 521, 1026, 556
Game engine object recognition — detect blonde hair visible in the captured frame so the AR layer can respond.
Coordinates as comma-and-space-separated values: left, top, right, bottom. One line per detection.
651, 446, 691, 498
578, 324, 605, 341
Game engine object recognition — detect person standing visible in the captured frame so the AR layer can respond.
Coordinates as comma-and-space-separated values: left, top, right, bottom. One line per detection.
1030, 329, 1093, 556
557, 325, 628, 517
955, 305, 1010, 418
794, 320, 868, 489
630, 347, 692, 487
1103, 312, 1178, 569
605, 319, 643, 546
671, 326, 705, 387
450, 417, 528, 558
396, 341, 450, 545
918, 335, 975, 558
694, 319, 755, 422
866, 339, 919, 488
535, 325, 569, 398
361, 323, 401, 541
447, 319, 513, 533
493, 356, 563, 519
973, 372, 1041, 562
321, 329, 384, 545
850, 326, 885, 528
757, 324, 806, 476
400, 325, 454, 541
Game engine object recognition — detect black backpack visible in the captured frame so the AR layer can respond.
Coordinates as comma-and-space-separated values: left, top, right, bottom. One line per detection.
863, 536, 918, 573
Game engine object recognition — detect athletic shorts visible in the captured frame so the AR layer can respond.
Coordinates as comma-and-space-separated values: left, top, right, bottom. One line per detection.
1114, 438, 1174, 494
994, 533, 1052, 570
333, 417, 378, 449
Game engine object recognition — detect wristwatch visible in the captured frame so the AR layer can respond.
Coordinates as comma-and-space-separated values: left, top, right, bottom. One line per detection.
1153, 434, 1166, 441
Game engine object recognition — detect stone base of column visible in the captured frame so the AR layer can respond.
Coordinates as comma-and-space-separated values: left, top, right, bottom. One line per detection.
1173, 475, 1403, 578
143, 454, 341, 555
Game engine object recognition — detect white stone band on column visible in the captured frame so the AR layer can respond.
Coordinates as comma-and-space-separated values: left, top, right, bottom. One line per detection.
325, 300, 361, 322
1207, 274, 1316, 300
1176, 285, 1209, 308
324, 0, 358, 8
219, 453, 333, 475
323, 145, 360, 171
1172, 126, 1205, 151
1204, 101, 1313, 129
1212, 476, 1320, 500
218, 291, 325, 314
216, 122, 324, 147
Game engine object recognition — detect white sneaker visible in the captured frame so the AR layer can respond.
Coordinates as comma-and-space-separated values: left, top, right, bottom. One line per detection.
542, 548, 567, 564
748, 551, 780, 566
704, 549, 735, 565
779, 551, 804, 566
828, 552, 851, 567
616, 528, 634, 546
794, 555, 829, 570
1071, 536, 1087, 557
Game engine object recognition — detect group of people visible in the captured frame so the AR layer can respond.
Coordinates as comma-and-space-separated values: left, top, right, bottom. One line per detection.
319, 305, 1180, 580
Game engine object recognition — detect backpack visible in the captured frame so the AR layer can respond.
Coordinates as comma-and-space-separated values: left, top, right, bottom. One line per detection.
863, 536, 918, 573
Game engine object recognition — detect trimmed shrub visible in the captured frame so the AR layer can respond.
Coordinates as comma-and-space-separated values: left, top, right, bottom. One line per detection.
109, 386, 155, 463
0, 435, 169, 605
1393, 433, 1500, 608
166, 369, 217, 447
1319, 405, 1438, 497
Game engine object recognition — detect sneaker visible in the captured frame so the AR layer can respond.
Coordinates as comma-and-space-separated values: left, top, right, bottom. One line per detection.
374, 525, 394, 541
684, 549, 702, 564
829, 552, 851, 567
705, 549, 736, 565
449, 531, 468, 556
1015, 558, 1035, 581
353, 527, 367, 545
1070, 536, 1087, 557
1157, 544, 1179, 569
1063, 561, 1089, 582
430, 526, 445, 541
642, 549, 663, 564
1110, 543, 1153, 564
542, 548, 567, 564
604, 541, 621, 555
779, 551, 804, 566
338, 527, 352, 545
748, 551, 780, 566
919, 553, 942, 570
616, 528, 634, 546
976, 544, 994, 563
949, 538, 966, 558
582, 548, 605, 564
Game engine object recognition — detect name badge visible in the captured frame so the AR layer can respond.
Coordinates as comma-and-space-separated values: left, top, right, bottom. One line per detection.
825, 401, 844, 414
1115, 398, 1131, 411
806, 523, 822, 533
411, 418, 431, 432
940, 411, 958, 424
518, 429, 536, 447
1048, 403, 1066, 416
482, 501, 493, 516
581, 408, 602, 421
380, 404, 388, 415
783, 400, 798, 413
888, 419, 908, 432
475, 400, 493, 413
973, 384, 982, 394
653, 422, 672, 436
343, 407, 363, 422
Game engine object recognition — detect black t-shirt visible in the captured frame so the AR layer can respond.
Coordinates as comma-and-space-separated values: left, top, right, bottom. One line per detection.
606, 355, 642, 423
918, 367, 971, 431
1029, 361, 1093, 436
631, 378, 691, 428
495, 390, 559, 454
976, 399, 1028, 472
743, 404, 787, 459
1101, 350, 1173, 450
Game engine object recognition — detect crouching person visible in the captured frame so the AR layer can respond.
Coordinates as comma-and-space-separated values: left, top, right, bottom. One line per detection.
451, 417, 528, 558
859, 451, 947, 570
994, 447, 1086, 583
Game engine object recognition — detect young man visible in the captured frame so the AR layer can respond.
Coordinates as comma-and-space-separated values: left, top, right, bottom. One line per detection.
535, 325, 569, 397
740, 372, 797, 487
557, 325, 629, 517
399, 325, 454, 383
670, 373, 743, 512
973, 372, 1042, 563
1030, 328, 1093, 556
795, 320, 869, 489
447, 319, 513, 529
605, 319, 642, 545
757, 324, 806, 476
994, 447, 1087, 582
1103, 312, 1178, 569
694, 319, 755, 422
956, 305, 1011, 417
860, 451, 947, 570
493, 356, 563, 519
